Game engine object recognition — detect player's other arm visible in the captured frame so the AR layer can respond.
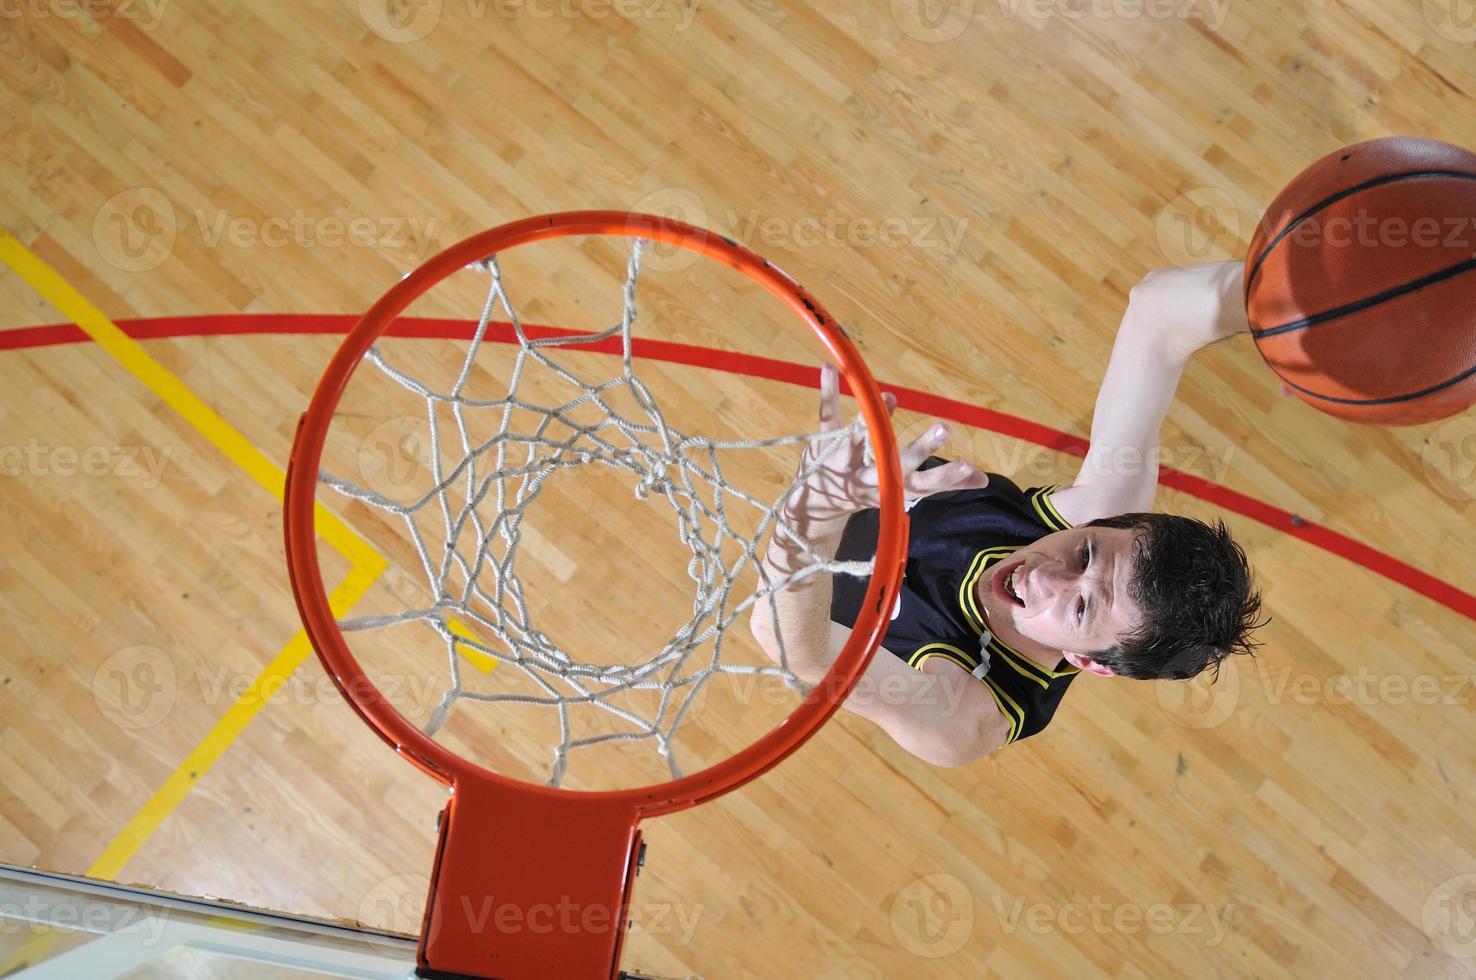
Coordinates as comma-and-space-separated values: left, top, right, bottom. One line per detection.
751, 514, 1009, 768
748, 365, 1004, 768
751, 522, 1011, 768
1049, 261, 1250, 527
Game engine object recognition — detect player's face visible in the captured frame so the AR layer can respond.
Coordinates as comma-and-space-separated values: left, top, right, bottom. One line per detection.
983, 526, 1144, 674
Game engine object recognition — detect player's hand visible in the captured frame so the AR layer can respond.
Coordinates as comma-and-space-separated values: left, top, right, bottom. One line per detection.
783, 363, 989, 527
1127, 262, 1250, 361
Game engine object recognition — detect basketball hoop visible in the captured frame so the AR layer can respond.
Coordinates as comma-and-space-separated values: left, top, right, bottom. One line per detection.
283, 211, 907, 979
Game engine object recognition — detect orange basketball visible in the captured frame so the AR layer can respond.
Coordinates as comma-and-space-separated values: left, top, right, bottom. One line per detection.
1244, 136, 1476, 425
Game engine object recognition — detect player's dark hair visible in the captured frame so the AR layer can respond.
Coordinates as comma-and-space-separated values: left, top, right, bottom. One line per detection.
1082, 513, 1267, 681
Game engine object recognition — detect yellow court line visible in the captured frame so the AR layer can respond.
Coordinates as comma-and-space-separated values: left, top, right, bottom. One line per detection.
0, 552, 362, 970
86, 568, 384, 880
0, 228, 379, 570
0, 227, 497, 916
0, 229, 396, 893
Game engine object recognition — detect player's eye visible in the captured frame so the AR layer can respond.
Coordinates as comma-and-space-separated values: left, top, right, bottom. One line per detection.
1076, 596, 1085, 625
1079, 541, 1091, 568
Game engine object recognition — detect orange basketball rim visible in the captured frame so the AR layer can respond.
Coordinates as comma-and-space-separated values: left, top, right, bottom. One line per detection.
283, 211, 908, 979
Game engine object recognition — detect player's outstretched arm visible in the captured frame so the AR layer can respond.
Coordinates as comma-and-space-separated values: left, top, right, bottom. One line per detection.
1048, 261, 1252, 527
749, 364, 1007, 768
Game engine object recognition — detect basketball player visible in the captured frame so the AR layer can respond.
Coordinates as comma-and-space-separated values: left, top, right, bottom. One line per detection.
751, 260, 1267, 767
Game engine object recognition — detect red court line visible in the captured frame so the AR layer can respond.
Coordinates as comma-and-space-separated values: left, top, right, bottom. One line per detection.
4, 313, 1472, 623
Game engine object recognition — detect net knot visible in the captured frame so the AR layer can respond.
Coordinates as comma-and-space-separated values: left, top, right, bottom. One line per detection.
635, 461, 671, 501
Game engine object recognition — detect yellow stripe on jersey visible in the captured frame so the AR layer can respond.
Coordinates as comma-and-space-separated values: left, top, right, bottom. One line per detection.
908, 642, 979, 673
980, 676, 1026, 743
958, 545, 1015, 636
991, 641, 1079, 688
1028, 484, 1074, 531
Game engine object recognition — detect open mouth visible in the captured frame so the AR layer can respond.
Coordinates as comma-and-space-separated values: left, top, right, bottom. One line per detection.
994, 558, 1026, 607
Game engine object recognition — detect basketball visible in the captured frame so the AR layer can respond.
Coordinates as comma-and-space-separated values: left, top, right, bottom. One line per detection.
1244, 136, 1476, 425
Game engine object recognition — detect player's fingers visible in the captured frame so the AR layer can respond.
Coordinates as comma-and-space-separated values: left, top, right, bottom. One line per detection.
907, 459, 987, 497
899, 422, 950, 474
883, 391, 897, 415
819, 362, 841, 430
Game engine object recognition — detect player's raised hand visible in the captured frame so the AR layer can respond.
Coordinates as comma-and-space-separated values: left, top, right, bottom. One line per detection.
783, 363, 988, 527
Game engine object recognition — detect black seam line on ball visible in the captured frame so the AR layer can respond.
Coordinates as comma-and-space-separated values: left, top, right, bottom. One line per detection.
1277, 356, 1476, 406
1250, 254, 1476, 340
1246, 169, 1476, 291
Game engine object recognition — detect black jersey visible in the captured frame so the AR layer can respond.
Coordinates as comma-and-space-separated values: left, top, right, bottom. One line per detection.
830, 465, 1081, 745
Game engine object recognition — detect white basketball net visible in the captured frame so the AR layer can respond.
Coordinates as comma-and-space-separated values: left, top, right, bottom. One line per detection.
319, 239, 876, 787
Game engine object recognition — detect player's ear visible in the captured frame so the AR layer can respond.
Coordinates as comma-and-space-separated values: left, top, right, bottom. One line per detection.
1062, 649, 1116, 678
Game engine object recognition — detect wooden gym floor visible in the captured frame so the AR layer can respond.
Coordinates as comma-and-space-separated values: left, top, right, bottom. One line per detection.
2, 1, 1475, 976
